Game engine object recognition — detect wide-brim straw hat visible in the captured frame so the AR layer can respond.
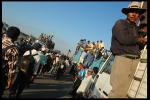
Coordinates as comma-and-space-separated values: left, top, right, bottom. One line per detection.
122, 1, 146, 15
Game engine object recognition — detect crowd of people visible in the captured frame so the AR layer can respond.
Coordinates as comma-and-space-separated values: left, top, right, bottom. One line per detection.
1, 1, 147, 99
68, 38, 110, 98
1, 25, 72, 98
1, 22, 109, 98
38, 33, 55, 50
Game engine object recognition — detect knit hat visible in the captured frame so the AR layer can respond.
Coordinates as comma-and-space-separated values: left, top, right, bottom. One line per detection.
6, 26, 20, 40
122, 1, 146, 15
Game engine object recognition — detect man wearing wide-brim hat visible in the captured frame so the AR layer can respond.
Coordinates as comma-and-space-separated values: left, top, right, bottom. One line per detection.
109, 1, 147, 98
121, 2, 146, 15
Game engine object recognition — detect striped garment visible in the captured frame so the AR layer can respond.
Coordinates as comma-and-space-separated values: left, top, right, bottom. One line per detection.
2, 36, 19, 76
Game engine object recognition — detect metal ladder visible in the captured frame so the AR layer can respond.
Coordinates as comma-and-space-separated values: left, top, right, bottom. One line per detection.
127, 45, 147, 98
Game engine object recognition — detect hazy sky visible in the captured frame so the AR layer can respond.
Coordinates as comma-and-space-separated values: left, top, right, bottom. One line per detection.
2, 1, 130, 55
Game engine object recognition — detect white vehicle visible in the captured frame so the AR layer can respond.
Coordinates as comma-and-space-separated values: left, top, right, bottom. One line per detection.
86, 45, 147, 98
87, 51, 114, 98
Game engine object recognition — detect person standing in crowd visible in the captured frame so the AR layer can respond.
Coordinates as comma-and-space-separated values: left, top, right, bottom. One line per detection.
82, 39, 87, 49
83, 50, 95, 68
9, 49, 36, 98
38, 47, 47, 75
74, 39, 82, 55
85, 41, 93, 51
70, 63, 86, 97
108, 2, 147, 98
1, 26, 20, 97
89, 51, 103, 70
73, 45, 83, 64
95, 40, 101, 58
31, 43, 42, 83
79, 49, 87, 64
99, 40, 104, 50
138, 23, 147, 50
66, 49, 71, 57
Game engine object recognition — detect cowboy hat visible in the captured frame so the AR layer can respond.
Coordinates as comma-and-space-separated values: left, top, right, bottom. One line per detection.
122, 1, 146, 15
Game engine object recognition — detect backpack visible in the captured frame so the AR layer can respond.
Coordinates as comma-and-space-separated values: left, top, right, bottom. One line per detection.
19, 50, 35, 74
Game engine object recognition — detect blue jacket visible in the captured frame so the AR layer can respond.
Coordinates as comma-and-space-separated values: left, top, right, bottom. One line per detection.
78, 69, 86, 80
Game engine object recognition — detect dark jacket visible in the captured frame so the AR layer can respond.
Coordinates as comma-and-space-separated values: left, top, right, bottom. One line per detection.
110, 19, 140, 56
